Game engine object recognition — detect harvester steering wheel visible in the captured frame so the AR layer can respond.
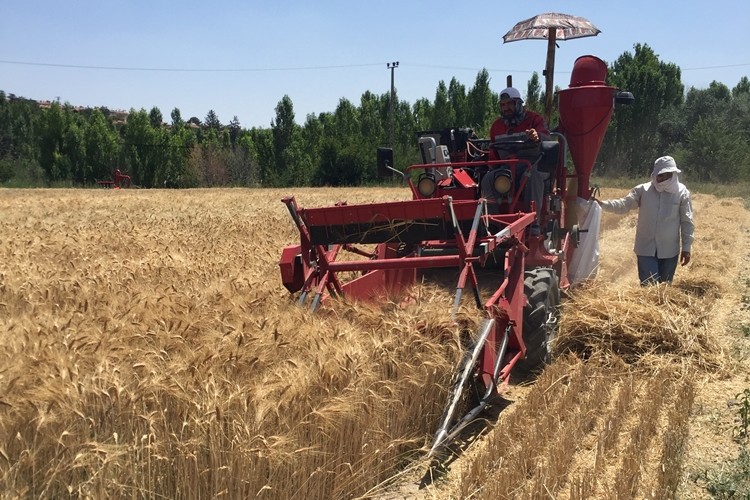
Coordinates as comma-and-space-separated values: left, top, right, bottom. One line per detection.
490, 132, 541, 160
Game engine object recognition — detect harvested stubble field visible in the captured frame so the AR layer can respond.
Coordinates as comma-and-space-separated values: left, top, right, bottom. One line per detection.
1, 186, 749, 499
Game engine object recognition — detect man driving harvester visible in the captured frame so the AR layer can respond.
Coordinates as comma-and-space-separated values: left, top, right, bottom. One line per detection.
489, 87, 550, 145
487, 87, 551, 234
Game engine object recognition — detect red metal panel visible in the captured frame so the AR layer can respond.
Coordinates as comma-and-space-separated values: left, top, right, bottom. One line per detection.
279, 245, 304, 293
339, 268, 418, 301
303, 198, 448, 226
451, 169, 477, 188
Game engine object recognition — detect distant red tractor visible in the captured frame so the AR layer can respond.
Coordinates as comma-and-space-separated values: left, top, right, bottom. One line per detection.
279, 55, 633, 455
97, 169, 131, 189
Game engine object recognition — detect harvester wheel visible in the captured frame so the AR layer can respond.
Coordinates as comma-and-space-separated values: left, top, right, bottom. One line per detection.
514, 267, 560, 375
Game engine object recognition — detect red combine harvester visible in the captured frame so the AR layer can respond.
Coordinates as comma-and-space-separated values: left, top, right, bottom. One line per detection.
97, 169, 132, 189
279, 55, 633, 456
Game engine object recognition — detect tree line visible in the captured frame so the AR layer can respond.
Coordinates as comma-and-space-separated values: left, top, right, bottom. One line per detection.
1, 44, 749, 188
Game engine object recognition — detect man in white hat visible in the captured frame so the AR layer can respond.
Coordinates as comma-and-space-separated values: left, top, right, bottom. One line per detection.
595, 156, 694, 284
489, 86, 550, 155
487, 87, 551, 234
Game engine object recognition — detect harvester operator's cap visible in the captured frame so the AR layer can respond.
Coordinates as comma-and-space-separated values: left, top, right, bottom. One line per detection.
499, 87, 523, 102
651, 155, 681, 176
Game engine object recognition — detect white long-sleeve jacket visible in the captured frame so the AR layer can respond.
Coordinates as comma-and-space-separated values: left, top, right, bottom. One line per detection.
600, 182, 694, 259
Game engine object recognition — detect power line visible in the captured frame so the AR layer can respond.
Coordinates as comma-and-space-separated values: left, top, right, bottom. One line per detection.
405, 61, 750, 74
3, 58, 749, 75
0, 59, 387, 72
680, 63, 750, 71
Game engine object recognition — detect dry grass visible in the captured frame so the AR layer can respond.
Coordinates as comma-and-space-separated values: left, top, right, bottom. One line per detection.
557, 278, 723, 372
1, 187, 749, 499
0, 188, 462, 499
417, 190, 750, 499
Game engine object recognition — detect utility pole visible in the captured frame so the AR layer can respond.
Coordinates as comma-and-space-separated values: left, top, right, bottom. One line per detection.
387, 61, 399, 147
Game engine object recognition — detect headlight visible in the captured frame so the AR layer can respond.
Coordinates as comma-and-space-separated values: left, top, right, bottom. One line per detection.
417, 174, 437, 197
493, 170, 512, 195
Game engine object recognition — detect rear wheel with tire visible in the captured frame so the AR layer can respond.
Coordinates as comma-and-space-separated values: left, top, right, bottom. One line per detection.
514, 267, 560, 375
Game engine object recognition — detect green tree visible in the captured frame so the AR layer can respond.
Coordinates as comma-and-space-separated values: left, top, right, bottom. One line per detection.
466, 69, 496, 135
84, 109, 120, 183
204, 110, 222, 132
122, 108, 165, 187
150, 126, 171, 187
684, 87, 719, 132
171, 107, 184, 128
149, 106, 164, 128
164, 126, 196, 187
412, 98, 433, 134
300, 112, 326, 171
0, 94, 44, 184
38, 102, 69, 182
431, 81, 455, 129
315, 140, 368, 186
677, 79, 750, 181
225, 132, 259, 186
316, 102, 377, 186
249, 126, 274, 186
0, 93, 40, 161
733, 76, 750, 98
393, 99, 417, 169
193, 129, 227, 186
683, 116, 749, 181
64, 120, 87, 184
448, 78, 467, 127
228, 115, 241, 147
653, 104, 687, 157
270, 95, 300, 186
333, 98, 359, 140
707, 80, 732, 102
359, 91, 385, 145
601, 43, 684, 175
729, 83, 750, 137
525, 72, 543, 115
0, 91, 10, 162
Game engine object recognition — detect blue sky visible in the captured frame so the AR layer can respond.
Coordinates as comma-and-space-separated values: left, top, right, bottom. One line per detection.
2, 1, 749, 128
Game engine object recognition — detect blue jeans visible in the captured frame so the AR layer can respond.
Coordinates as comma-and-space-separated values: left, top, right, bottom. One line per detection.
637, 254, 679, 285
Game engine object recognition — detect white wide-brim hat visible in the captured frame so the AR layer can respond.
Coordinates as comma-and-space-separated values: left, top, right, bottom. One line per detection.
652, 155, 682, 176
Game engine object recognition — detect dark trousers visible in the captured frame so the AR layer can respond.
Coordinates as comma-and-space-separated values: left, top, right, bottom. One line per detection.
637, 254, 679, 285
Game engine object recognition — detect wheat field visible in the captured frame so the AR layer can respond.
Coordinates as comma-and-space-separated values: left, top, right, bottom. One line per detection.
1, 187, 749, 499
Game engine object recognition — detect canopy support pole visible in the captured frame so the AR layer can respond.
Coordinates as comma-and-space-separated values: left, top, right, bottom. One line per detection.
544, 28, 557, 125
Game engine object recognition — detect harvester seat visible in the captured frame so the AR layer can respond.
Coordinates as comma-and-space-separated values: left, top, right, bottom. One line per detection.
537, 140, 561, 175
